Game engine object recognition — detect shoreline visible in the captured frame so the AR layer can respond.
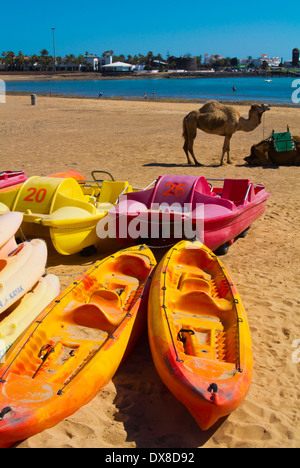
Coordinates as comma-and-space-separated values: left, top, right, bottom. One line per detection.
4, 90, 298, 108
0, 70, 296, 82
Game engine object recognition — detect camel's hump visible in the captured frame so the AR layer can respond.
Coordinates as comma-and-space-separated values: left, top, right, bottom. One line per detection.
199, 101, 236, 114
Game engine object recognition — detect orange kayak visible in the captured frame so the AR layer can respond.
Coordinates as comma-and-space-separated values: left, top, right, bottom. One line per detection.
0, 245, 156, 448
148, 240, 253, 430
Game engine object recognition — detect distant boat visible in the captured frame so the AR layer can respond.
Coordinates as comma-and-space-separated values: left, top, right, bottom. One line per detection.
265, 79, 272, 82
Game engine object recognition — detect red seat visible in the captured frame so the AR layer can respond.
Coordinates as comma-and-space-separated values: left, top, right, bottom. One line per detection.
221, 179, 254, 204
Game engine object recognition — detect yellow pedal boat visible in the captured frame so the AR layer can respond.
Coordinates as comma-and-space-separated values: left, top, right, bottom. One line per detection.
0, 172, 134, 255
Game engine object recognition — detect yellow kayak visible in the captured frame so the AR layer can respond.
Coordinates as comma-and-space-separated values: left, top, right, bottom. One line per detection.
0, 174, 133, 255
0, 245, 156, 448
148, 240, 253, 430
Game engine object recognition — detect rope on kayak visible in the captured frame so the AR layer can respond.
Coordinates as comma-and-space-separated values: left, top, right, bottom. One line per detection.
210, 254, 242, 373
161, 246, 184, 364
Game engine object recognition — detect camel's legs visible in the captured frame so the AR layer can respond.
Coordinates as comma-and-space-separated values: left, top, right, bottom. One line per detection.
184, 125, 202, 166
183, 137, 193, 165
220, 135, 233, 165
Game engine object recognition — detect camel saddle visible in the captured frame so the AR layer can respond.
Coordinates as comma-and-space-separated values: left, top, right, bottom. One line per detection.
272, 126, 295, 152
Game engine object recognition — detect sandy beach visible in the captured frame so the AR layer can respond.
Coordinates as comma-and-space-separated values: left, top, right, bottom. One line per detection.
0, 94, 299, 448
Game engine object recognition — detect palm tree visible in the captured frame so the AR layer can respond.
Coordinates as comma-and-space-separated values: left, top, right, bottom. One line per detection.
3, 51, 15, 70
40, 49, 49, 57
39, 50, 53, 70
65, 54, 76, 64
28, 54, 39, 70
145, 51, 154, 65
15, 51, 25, 70
76, 54, 85, 68
137, 54, 145, 64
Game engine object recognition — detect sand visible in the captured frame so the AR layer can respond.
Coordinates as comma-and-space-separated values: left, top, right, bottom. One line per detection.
0, 94, 299, 448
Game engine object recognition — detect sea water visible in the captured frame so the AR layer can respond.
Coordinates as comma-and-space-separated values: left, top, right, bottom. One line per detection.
4, 76, 300, 105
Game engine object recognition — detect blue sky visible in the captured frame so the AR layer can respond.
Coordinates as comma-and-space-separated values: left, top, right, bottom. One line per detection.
1, 0, 299, 61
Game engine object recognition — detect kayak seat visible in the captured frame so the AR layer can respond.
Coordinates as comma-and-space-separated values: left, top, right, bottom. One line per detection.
71, 304, 125, 335
176, 246, 214, 270
89, 289, 122, 310
71, 289, 125, 334
175, 290, 232, 317
113, 253, 151, 281
179, 277, 211, 294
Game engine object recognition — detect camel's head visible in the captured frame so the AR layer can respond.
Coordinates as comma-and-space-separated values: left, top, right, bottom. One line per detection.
250, 103, 271, 116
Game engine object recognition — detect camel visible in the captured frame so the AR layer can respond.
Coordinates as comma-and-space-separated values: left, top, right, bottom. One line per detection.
182, 101, 270, 166
244, 135, 300, 166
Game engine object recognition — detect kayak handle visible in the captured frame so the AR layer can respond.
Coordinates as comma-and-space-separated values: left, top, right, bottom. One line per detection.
177, 329, 195, 343
208, 383, 218, 394
32, 344, 55, 379
0, 406, 12, 421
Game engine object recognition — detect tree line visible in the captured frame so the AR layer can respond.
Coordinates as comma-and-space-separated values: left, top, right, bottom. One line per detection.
1, 49, 188, 70
1, 49, 268, 71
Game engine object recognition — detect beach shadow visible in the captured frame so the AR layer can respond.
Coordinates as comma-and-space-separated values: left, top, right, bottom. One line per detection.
143, 162, 220, 168
143, 162, 190, 168
261, 165, 280, 169
236, 163, 280, 169
112, 330, 224, 448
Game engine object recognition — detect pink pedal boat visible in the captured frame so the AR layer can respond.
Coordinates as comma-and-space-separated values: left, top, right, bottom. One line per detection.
109, 174, 270, 255
0, 171, 27, 189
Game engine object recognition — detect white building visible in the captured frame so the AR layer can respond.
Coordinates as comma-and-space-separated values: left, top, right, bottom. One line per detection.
258, 54, 281, 67
84, 54, 99, 70
101, 61, 134, 72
